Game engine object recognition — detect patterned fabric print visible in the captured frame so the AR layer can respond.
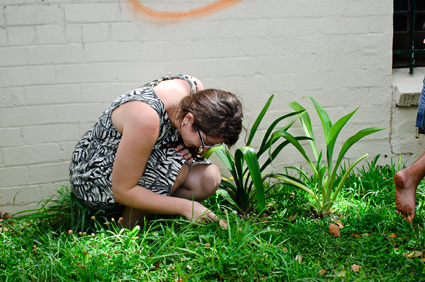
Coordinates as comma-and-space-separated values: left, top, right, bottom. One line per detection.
69, 74, 203, 211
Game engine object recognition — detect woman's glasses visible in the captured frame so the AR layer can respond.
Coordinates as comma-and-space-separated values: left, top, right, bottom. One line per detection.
197, 128, 222, 148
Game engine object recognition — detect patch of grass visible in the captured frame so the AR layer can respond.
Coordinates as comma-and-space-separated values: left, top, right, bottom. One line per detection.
1, 156, 424, 281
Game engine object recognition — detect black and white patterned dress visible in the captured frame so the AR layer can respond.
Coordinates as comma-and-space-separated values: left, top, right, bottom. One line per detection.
69, 74, 210, 211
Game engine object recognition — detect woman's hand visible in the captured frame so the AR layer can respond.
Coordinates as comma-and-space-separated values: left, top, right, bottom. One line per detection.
182, 201, 217, 223
174, 143, 193, 163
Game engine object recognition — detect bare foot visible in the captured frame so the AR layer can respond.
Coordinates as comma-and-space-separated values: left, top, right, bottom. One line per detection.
394, 169, 417, 223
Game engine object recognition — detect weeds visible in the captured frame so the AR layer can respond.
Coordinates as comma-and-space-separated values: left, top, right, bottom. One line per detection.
1, 156, 424, 281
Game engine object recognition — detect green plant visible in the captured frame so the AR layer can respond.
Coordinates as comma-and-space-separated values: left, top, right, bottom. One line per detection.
269, 96, 385, 217
12, 185, 120, 233
205, 94, 310, 215
2, 158, 424, 281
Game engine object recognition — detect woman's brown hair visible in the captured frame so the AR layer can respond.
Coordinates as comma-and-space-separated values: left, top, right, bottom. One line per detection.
175, 88, 243, 160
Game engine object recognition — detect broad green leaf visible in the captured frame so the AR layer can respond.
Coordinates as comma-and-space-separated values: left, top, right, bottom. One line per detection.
270, 174, 317, 199
203, 144, 224, 159
235, 146, 265, 211
288, 102, 319, 160
247, 94, 274, 146
257, 113, 307, 158
331, 154, 368, 202
334, 200, 358, 208
259, 136, 312, 173
270, 129, 317, 174
216, 189, 238, 209
209, 146, 242, 192
234, 148, 245, 192
220, 178, 236, 192
259, 110, 305, 151
326, 107, 359, 173
332, 127, 386, 182
216, 188, 232, 200
307, 96, 332, 143
205, 145, 234, 171
317, 165, 327, 195
243, 112, 304, 182
283, 166, 310, 182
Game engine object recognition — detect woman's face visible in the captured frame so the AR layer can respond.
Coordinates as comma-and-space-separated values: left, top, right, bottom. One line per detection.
180, 114, 224, 151
182, 126, 224, 152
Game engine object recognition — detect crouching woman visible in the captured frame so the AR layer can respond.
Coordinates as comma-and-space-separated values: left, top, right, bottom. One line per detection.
69, 74, 243, 227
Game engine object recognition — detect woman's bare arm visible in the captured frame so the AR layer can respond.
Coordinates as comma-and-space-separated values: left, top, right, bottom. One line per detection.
110, 100, 215, 221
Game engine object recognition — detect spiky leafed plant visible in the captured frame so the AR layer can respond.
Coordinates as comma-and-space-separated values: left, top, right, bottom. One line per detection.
268, 97, 385, 216
205, 94, 310, 215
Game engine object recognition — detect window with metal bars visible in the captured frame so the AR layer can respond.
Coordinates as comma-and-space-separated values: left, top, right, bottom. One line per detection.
393, 0, 425, 74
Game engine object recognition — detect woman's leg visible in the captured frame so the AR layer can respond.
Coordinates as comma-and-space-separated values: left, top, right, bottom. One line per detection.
171, 164, 221, 201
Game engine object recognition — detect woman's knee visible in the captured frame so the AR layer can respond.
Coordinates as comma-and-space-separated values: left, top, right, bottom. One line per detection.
201, 164, 221, 194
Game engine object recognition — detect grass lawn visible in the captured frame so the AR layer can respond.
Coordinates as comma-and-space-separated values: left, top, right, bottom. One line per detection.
1, 156, 424, 281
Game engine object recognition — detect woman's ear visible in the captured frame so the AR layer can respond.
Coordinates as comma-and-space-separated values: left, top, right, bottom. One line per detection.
185, 113, 194, 124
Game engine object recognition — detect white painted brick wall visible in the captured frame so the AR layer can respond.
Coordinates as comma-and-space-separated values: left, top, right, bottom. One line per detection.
0, 128, 23, 147
83, 24, 110, 43
5, 5, 63, 25
65, 3, 121, 23
0, 0, 413, 214
22, 124, 79, 145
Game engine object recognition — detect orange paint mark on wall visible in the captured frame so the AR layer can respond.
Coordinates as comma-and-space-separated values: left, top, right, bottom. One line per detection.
129, 0, 242, 23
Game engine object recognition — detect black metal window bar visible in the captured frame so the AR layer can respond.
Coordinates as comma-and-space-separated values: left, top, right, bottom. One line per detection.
393, 0, 425, 74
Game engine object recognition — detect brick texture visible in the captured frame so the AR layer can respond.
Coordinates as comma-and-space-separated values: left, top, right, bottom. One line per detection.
0, 0, 413, 213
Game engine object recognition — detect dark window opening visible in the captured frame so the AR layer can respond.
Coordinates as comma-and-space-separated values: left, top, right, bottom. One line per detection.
393, 0, 425, 73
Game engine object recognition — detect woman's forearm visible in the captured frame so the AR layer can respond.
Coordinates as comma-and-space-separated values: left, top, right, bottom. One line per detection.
113, 185, 191, 216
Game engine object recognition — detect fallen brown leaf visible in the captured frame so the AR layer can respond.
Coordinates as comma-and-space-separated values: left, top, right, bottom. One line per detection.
351, 233, 361, 238
261, 215, 269, 221
414, 251, 423, 258
295, 254, 303, 263
318, 269, 326, 276
174, 277, 187, 282
329, 223, 340, 237
336, 270, 346, 277
3, 213, 11, 220
282, 247, 288, 252
421, 258, 425, 263
390, 233, 397, 238
362, 233, 369, 237
219, 219, 228, 230
352, 264, 361, 273
287, 214, 297, 222
153, 261, 162, 269
408, 251, 423, 258
333, 219, 344, 228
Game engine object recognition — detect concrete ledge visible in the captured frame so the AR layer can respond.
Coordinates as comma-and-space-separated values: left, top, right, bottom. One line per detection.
393, 67, 425, 107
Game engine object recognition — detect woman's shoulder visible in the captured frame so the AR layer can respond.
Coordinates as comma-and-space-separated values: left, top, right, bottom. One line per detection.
153, 76, 198, 107
157, 75, 203, 93
111, 100, 160, 135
